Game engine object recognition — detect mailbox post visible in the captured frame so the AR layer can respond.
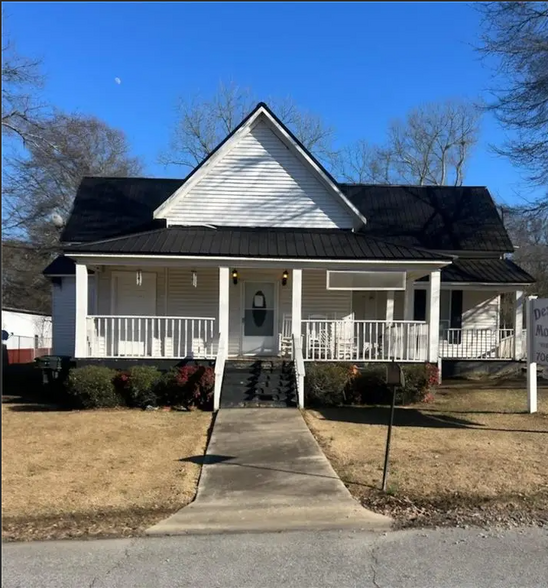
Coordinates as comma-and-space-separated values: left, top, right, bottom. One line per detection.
382, 361, 405, 492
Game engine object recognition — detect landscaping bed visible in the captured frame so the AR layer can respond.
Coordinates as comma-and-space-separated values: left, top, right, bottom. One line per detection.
304, 383, 548, 529
2, 400, 212, 541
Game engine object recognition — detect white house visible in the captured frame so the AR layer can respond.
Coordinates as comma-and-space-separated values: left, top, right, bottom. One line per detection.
2, 307, 52, 363
44, 103, 534, 408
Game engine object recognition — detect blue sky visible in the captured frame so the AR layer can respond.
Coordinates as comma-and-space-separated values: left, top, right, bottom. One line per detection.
4, 2, 535, 206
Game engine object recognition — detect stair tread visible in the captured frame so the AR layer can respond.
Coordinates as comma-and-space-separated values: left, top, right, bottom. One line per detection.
220, 358, 297, 409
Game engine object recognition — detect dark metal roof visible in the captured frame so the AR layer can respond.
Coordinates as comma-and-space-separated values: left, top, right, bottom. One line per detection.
65, 227, 449, 261
62, 178, 515, 255
418, 258, 534, 284
43, 255, 93, 276
61, 177, 182, 243
340, 184, 514, 253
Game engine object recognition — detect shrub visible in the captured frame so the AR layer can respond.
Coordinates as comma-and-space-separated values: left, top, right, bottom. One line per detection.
400, 363, 439, 404
307, 362, 439, 407
117, 366, 163, 408
304, 363, 354, 407
354, 363, 438, 405
159, 365, 215, 410
352, 365, 390, 404
66, 366, 122, 409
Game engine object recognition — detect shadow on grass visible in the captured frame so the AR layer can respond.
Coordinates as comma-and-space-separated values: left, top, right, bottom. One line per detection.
313, 406, 548, 435
3, 402, 70, 412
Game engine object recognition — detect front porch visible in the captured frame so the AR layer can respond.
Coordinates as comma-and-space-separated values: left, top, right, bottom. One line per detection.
71, 257, 527, 408
75, 261, 447, 364
74, 261, 526, 363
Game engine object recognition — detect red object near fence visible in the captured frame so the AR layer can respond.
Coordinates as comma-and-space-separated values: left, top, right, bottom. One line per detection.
7, 347, 51, 364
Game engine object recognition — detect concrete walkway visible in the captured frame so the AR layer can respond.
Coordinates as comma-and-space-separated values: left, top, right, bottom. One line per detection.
147, 409, 391, 535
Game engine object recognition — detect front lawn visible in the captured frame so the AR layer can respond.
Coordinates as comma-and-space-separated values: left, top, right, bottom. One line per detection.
2, 398, 212, 541
304, 382, 548, 528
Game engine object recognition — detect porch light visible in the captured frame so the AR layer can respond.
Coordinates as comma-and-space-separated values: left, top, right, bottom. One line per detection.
192, 270, 198, 288
232, 269, 238, 285
282, 270, 289, 286
136, 269, 143, 287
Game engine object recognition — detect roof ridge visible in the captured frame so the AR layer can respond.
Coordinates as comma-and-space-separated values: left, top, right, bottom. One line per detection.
338, 183, 488, 189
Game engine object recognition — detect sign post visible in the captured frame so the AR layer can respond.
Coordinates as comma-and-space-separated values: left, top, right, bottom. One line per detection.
382, 362, 404, 492
527, 297, 548, 414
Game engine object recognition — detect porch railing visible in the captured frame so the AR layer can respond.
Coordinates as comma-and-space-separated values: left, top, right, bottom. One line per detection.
439, 328, 517, 360
87, 316, 216, 359
302, 320, 428, 362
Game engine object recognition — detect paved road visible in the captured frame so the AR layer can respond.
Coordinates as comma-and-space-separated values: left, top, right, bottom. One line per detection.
3, 527, 548, 588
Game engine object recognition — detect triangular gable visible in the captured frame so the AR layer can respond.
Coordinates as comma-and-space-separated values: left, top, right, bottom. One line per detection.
154, 103, 366, 230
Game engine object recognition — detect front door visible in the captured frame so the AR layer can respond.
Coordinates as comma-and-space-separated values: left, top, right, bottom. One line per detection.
241, 282, 276, 355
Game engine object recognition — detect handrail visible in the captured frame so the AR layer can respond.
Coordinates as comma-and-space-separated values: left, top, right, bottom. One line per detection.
88, 315, 215, 320
439, 327, 518, 359
301, 319, 428, 362
292, 333, 305, 409
213, 334, 227, 411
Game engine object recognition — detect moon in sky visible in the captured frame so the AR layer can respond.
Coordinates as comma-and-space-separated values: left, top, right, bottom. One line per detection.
114, 77, 122, 85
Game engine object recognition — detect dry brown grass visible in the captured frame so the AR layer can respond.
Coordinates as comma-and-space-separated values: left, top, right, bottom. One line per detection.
304, 383, 548, 527
2, 401, 212, 541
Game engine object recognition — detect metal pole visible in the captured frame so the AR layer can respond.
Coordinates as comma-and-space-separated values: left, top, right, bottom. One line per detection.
381, 383, 398, 492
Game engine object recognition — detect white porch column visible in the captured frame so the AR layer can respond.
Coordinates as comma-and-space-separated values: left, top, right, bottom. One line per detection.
291, 269, 302, 338
514, 290, 524, 360
427, 270, 441, 363
386, 290, 395, 322
404, 281, 415, 320
218, 267, 229, 341
74, 262, 89, 358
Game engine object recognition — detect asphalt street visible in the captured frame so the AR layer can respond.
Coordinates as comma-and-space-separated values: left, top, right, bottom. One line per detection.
3, 527, 548, 588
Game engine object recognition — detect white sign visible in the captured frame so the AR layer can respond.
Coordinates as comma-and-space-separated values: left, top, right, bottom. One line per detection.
531, 298, 548, 366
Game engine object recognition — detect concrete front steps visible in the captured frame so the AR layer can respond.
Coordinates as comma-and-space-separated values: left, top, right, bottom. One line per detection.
220, 359, 297, 408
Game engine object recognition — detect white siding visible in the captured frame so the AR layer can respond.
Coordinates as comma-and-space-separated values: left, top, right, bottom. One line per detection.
96, 267, 166, 315
51, 276, 95, 356
352, 291, 405, 320
302, 270, 352, 319
462, 291, 500, 330
166, 267, 219, 319
162, 119, 353, 228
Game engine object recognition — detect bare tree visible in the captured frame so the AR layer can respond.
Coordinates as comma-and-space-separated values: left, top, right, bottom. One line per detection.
478, 2, 548, 195
2, 28, 48, 148
335, 140, 394, 184
337, 100, 480, 185
2, 240, 52, 314
3, 112, 144, 251
160, 82, 335, 171
504, 205, 548, 297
